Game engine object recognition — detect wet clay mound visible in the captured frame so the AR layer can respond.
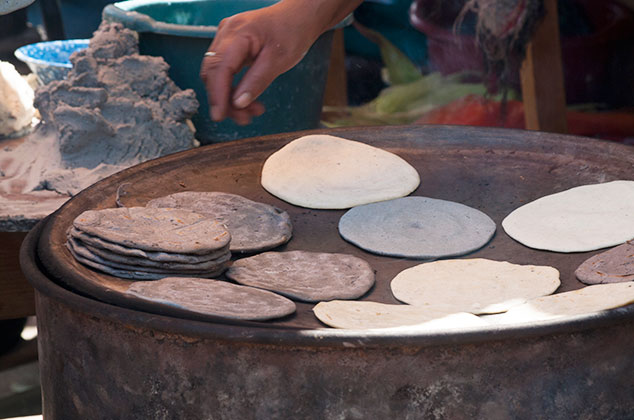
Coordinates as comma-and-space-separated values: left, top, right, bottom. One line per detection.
0, 22, 199, 231
34, 22, 199, 169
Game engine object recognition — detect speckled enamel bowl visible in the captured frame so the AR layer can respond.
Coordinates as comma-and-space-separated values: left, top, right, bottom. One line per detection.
14, 39, 89, 84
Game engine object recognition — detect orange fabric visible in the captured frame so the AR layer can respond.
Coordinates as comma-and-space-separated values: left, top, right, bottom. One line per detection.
414, 95, 634, 140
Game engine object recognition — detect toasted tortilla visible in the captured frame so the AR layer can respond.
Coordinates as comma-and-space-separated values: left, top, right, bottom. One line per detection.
127, 277, 296, 321
338, 196, 496, 259
575, 241, 634, 285
502, 180, 634, 252
67, 245, 228, 280
261, 134, 420, 209
146, 192, 292, 253
67, 237, 230, 274
69, 227, 227, 264
72, 207, 230, 254
69, 234, 229, 269
390, 259, 561, 314
226, 250, 375, 302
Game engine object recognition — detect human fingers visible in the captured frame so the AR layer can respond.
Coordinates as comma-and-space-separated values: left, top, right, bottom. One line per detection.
200, 35, 254, 122
231, 46, 300, 110
226, 101, 266, 126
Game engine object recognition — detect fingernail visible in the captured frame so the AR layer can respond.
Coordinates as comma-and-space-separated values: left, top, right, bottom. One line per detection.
233, 92, 252, 109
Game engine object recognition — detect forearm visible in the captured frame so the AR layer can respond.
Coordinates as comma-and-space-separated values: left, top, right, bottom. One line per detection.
276, 0, 364, 40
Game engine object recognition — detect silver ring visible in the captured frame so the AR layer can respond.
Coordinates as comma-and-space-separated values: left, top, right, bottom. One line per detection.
204, 51, 217, 57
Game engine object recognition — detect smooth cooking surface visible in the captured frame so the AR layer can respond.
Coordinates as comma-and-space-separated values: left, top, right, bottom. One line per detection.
36, 125, 634, 331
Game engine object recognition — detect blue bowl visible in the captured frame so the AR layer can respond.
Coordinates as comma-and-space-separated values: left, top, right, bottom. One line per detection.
14, 39, 90, 84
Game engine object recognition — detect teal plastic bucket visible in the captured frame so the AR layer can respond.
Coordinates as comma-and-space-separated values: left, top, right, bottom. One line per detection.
103, 0, 342, 143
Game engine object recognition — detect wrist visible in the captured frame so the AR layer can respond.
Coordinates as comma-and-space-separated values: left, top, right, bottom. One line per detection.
276, 0, 362, 40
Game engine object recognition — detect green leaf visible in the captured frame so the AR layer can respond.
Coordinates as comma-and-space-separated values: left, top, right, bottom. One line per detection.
321, 72, 515, 127
353, 21, 421, 85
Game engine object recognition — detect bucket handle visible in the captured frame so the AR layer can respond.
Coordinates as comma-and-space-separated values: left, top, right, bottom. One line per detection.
102, 2, 351, 37
102, 3, 219, 37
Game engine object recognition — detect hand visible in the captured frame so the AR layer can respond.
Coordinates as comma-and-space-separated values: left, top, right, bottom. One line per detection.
200, 3, 322, 125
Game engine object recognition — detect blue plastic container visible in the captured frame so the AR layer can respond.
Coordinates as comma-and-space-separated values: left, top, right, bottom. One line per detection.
14, 39, 90, 84
26, 0, 114, 39
104, 0, 345, 144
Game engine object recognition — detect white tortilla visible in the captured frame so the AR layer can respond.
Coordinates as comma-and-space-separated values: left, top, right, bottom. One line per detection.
502, 180, 634, 252
497, 282, 634, 324
390, 259, 561, 314
313, 300, 487, 330
261, 134, 420, 209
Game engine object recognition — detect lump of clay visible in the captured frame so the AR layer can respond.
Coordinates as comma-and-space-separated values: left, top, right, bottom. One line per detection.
0, 23, 199, 230
33, 22, 198, 190
0, 61, 35, 137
